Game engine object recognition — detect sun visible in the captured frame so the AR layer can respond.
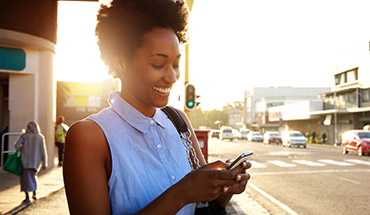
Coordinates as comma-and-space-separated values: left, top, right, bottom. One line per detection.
55, 1, 110, 83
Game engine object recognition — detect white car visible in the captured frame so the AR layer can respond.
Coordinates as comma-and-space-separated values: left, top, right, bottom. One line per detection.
220, 126, 234, 141
282, 131, 307, 148
247, 132, 263, 142
240, 129, 250, 140
232, 129, 241, 140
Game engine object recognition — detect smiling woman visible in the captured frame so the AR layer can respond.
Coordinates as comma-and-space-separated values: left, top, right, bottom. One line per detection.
62, 0, 251, 214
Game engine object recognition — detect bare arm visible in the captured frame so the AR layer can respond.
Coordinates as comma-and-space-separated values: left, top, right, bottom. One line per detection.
63, 120, 111, 215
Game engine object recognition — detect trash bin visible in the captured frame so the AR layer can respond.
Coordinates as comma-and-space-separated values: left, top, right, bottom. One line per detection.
194, 129, 209, 162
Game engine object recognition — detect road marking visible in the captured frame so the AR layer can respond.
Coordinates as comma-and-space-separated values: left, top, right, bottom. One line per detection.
252, 169, 370, 176
250, 161, 267, 168
318, 159, 354, 166
292, 160, 326, 166
248, 182, 299, 215
345, 159, 370, 166
336, 176, 361, 185
268, 160, 296, 167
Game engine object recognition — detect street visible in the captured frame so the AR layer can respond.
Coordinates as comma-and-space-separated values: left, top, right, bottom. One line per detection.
208, 138, 370, 215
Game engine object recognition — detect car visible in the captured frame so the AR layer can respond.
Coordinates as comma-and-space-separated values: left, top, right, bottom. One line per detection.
342, 130, 370, 156
263, 131, 282, 144
247, 131, 263, 142
282, 131, 306, 148
239, 129, 250, 140
220, 126, 234, 141
232, 129, 241, 140
210, 129, 220, 138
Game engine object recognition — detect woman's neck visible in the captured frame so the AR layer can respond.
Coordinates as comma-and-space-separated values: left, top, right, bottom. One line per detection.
120, 90, 156, 118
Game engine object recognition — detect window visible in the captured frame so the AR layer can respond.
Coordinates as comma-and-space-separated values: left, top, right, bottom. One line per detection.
362, 88, 370, 102
335, 68, 358, 85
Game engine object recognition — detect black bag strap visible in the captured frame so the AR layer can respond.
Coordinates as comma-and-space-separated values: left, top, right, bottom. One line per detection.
161, 106, 188, 134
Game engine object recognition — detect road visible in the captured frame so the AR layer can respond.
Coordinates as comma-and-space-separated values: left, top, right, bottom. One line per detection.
208, 138, 370, 215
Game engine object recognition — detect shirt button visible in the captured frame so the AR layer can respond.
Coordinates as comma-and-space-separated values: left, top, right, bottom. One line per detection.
171, 175, 175, 180
150, 120, 154, 124
157, 144, 161, 149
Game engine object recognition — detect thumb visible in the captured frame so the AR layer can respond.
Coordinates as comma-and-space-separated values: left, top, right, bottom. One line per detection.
201, 160, 228, 170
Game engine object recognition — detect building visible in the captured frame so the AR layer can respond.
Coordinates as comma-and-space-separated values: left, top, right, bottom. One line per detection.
57, 79, 119, 125
243, 87, 330, 134
310, 42, 370, 144
0, 1, 57, 166
0, 1, 98, 167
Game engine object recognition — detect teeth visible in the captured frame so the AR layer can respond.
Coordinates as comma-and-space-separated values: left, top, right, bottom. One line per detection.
153, 86, 171, 94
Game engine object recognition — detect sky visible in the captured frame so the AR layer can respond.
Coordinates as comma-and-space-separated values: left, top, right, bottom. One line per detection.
55, 0, 370, 110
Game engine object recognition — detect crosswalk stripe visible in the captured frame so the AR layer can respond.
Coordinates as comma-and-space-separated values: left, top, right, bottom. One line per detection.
318, 159, 354, 166
345, 159, 370, 166
268, 160, 296, 167
250, 161, 267, 168
292, 160, 325, 166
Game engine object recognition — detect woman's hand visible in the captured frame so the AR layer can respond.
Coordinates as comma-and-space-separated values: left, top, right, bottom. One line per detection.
225, 161, 251, 194
213, 160, 252, 207
175, 160, 243, 205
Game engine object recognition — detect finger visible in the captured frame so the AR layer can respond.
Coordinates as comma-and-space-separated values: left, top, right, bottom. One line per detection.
243, 161, 252, 169
235, 173, 250, 182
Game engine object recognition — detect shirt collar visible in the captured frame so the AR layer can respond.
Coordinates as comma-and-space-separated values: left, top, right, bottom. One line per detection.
108, 91, 166, 133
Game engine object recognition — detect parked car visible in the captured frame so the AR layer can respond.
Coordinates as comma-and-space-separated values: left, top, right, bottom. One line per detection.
247, 131, 263, 142
263, 131, 282, 144
220, 126, 234, 141
240, 129, 250, 140
210, 129, 220, 138
282, 131, 306, 148
342, 130, 370, 156
232, 129, 241, 140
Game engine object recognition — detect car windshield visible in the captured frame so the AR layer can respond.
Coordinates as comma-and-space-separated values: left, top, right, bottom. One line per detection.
252, 133, 261, 136
223, 129, 232, 133
358, 132, 370, 139
290, 133, 303, 137
270, 133, 279, 137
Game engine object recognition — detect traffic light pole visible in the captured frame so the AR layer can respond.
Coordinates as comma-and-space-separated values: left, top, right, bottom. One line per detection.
184, 43, 189, 116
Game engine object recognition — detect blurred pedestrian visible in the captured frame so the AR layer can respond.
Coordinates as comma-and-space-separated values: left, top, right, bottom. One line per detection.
312, 131, 316, 143
15, 121, 47, 204
322, 132, 327, 143
63, 0, 251, 214
55, 116, 69, 166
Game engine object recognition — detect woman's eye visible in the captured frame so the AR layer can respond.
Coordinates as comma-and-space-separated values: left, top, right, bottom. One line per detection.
173, 64, 179, 69
151, 64, 164, 69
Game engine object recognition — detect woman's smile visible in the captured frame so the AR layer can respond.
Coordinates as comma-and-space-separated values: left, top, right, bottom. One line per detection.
152, 86, 171, 95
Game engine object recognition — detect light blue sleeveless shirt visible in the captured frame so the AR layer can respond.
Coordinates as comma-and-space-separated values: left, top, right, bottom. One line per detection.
88, 92, 195, 215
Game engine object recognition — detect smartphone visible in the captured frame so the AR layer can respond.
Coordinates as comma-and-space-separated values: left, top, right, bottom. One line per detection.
225, 151, 253, 170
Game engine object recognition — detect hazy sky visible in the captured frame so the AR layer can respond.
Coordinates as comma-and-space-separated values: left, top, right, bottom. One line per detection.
55, 0, 370, 110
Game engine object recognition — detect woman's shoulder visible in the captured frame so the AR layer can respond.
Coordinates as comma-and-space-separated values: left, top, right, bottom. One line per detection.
67, 119, 105, 142
65, 119, 109, 160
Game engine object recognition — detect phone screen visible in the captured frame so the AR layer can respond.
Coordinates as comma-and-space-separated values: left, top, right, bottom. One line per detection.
226, 151, 253, 170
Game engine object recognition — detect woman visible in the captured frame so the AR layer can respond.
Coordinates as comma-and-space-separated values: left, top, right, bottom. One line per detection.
63, 0, 251, 214
15, 121, 47, 204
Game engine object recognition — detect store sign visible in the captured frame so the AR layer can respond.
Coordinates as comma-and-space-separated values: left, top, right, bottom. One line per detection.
0, 47, 26, 71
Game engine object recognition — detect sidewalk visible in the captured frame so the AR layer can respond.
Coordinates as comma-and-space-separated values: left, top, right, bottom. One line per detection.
0, 158, 64, 215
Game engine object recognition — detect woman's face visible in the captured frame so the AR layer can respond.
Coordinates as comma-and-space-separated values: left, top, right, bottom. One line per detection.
119, 28, 181, 116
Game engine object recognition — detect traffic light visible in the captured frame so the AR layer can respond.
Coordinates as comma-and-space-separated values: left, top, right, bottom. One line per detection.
185, 83, 196, 110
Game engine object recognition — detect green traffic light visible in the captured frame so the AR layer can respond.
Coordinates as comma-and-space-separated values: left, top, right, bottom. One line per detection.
187, 101, 194, 107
